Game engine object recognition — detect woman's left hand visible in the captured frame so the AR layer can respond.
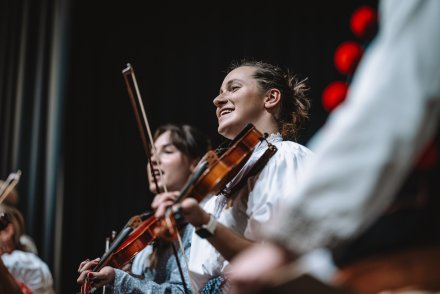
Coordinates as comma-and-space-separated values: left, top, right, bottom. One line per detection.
177, 198, 211, 227
84, 266, 116, 289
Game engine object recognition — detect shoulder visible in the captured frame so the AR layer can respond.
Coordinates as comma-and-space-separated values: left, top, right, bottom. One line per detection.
258, 134, 313, 166
2, 250, 48, 270
20, 234, 38, 254
247, 141, 313, 193
268, 140, 314, 169
275, 141, 313, 157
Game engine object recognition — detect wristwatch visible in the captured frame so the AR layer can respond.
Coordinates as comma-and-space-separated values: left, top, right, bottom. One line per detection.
195, 214, 218, 238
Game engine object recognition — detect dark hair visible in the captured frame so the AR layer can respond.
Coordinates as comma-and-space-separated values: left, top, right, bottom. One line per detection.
0, 204, 25, 251
153, 124, 211, 160
0, 212, 10, 231
149, 124, 210, 269
228, 60, 310, 140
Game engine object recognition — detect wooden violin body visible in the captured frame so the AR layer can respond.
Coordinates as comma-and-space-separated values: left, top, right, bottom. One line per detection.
181, 123, 263, 202
80, 213, 159, 294
157, 123, 265, 240
109, 215, 159, 268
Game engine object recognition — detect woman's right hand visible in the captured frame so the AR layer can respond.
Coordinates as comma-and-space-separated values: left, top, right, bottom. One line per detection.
151, 191, 180, 218
155, 195, 210, 228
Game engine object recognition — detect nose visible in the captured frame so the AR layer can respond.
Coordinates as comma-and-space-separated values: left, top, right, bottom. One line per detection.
213, 93, 227, 108
150, 153, 160, 166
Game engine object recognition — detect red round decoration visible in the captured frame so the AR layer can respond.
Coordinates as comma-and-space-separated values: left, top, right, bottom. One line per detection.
322, 81, 348, 112
334, 41, 363, 75
350, 5, 377, 40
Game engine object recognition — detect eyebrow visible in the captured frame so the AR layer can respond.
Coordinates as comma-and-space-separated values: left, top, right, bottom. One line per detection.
219, 79, 242, 94
156, 143, 174, 151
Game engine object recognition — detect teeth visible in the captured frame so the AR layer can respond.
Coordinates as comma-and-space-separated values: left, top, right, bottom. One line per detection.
221, 109, 233, 116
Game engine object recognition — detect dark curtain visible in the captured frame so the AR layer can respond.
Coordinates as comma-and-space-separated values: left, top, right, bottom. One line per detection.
0, 0, 70, 291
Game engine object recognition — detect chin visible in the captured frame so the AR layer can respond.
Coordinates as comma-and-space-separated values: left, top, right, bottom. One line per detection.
220, 123, 251, 141
149, 186, 158, 194
218, 126, 235, 140
218, 122, 238, 140
149, 182, 161, 194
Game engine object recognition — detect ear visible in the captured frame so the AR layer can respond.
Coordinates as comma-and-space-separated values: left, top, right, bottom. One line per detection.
264, 89, 281, 110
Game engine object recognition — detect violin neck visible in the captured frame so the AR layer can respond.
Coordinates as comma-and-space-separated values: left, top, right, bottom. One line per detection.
175, 160, 209, 204
92, 226, 133, 271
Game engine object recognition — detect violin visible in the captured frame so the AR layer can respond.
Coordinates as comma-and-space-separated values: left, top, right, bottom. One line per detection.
157, 123, 265, 240
80, 124, 265, 293
80, 212, 159, 294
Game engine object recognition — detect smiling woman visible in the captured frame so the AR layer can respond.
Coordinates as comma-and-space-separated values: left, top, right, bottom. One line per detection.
152, 60, 316, 291
214, 61, 310, 141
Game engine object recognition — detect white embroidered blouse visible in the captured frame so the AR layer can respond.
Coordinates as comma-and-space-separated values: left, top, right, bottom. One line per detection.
188, 133, 314, 289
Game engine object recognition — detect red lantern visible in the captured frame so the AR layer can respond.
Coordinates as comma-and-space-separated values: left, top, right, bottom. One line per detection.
322, 81, 348, 112
334, 41, 363, 75
350, 5, 377, 40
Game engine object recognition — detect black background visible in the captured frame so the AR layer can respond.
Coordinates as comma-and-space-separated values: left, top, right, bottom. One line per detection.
61, 0, 377, 291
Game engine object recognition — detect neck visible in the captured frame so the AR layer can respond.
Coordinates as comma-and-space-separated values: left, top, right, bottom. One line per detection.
252, 116, 279, 136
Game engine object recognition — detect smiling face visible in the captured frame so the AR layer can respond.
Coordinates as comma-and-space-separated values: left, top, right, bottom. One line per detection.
147, 131, 195, 194
213, 66, 268, 140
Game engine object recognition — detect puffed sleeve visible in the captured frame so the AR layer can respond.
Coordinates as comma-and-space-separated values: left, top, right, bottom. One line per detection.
244, 141, 313, 240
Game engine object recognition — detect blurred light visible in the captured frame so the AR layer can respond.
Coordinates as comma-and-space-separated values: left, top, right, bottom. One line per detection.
322, 81, 348, 112
350, 5, 378, 40
334, 41, 363, 75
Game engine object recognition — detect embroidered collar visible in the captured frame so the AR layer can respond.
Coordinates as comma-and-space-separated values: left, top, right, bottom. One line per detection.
254, 132, 282, 153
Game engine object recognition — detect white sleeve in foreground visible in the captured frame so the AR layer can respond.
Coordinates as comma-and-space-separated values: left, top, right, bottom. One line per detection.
263, 0, 440, 254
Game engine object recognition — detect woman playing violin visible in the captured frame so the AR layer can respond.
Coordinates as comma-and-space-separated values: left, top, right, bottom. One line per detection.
1, 203, 55, 294
154, 60, 314, 291
77, 124, 210, 293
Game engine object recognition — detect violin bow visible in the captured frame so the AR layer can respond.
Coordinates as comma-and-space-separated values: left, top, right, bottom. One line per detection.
122, 64, 193, 293
0, 170, 22, 204
122, 63, 165, 193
